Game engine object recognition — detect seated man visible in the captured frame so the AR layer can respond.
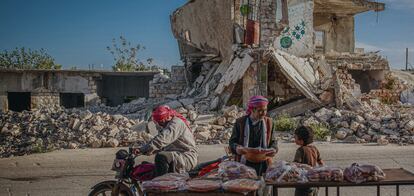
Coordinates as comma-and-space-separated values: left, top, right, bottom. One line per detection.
135, 105, 198, 176
229, 96, 278, 175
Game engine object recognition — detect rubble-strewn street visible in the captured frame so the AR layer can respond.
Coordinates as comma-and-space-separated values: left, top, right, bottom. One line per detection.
1, 143, 413, 196
1, 0, 414, 195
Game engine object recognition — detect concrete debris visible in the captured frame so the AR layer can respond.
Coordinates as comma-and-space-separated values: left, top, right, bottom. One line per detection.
335, 129, 348, 140
400, 88, 414, 105
0, 107, 151, 158
377, 136, 389, 146
296, 101, 414, 145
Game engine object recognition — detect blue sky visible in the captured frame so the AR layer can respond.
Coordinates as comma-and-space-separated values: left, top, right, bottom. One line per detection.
355, 0, 414, 70
0, 0, 413, 70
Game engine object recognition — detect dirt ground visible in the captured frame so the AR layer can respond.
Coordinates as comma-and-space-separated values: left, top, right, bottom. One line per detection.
0, 143, 414, 196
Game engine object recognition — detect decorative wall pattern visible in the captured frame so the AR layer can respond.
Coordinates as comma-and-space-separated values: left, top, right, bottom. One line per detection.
274, 0, 314, 57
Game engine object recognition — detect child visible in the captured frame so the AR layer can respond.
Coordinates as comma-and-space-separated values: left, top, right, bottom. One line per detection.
293, 126, 324, 196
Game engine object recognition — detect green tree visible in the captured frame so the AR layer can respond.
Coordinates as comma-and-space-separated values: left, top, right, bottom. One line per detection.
0, 47, 61, 70
107, 36, 160, 72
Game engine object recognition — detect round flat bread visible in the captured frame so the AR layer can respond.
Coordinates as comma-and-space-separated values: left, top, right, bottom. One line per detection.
142, 180, 184, 191
187, 179, 221, 192
152, 173, 189, 182
222, 179, 261, 193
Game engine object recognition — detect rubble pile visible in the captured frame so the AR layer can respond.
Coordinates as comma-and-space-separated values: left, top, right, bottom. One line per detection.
325, 52, 389, 70
0, 107, 152, 158
298, 100, 414, 145
189, 105, 245, 144
362, 73, 409, 104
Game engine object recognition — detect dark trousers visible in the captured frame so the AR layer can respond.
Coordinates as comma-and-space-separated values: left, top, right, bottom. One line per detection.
245, 160, 267, 176
154, 151, 175, 177
295, 187, 319, 196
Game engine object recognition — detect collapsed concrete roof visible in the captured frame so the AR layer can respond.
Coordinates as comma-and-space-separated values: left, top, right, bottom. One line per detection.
264, 49, 322, 104
314, 0, 385, 15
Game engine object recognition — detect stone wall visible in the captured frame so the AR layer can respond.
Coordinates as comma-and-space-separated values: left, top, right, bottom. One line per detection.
149, 66, 187, 99
0, 71, 100, 112
31, 92, 60, 109
260, 0, 278, 47
314, 14, 355, 54
268, 62, 303, 102
274, 0, 314, 57
170, 66, 186, 82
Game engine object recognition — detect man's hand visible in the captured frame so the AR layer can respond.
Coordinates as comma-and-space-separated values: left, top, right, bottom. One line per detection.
266, 149, 277, 157
236, 145, 247, 155
133, 148, 141, 155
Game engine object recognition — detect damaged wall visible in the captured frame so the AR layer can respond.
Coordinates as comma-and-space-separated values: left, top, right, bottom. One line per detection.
0, 71, 101, 111
314, 14, 355, 53
149, 66, 187, 99
0, 70, 158, 112
171, 0, 234, 62
348, 70, 385, 93
267, 61, 303, 102
275, 0, 314, 57
260, 0, 278, 47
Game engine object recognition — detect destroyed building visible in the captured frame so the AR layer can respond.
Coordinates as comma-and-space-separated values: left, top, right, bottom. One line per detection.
170, 0, 388, 115
0, 69, 160, 112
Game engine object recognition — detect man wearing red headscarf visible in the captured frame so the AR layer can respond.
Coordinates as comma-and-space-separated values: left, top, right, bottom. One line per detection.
229, 96, 278, 175
135, 105, 198, 177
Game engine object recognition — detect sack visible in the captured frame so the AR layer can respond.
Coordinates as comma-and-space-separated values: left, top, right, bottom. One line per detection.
344, 163, 385, 183
265, 161, 312, 183
131, 162, 156, 181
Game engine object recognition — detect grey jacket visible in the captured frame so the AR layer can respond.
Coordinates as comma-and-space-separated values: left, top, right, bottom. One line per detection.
140, 117, 198, 171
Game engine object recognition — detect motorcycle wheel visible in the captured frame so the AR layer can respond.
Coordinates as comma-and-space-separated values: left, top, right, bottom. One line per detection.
88, 184, 132, 196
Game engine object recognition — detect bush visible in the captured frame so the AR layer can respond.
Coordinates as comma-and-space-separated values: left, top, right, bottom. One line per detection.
309, 123, 331, 140
0, 47, 60, 70
274, 114, 297, 132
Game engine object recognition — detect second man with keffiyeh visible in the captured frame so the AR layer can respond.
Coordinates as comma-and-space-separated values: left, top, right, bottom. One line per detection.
229, 96, 279, 175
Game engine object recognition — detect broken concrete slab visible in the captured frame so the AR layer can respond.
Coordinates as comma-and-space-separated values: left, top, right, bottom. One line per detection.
194, 114, 216, 125
400, 88, 414, 105
215, 52, 254, 94
165, 100, 183, 109
269, 98, 322, 118
266, 49, 321, 104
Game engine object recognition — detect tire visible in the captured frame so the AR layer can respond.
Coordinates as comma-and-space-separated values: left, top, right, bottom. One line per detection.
88, 182, 133, 196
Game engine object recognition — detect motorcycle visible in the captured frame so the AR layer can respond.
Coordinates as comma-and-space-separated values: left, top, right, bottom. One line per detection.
88, 147, 229, 196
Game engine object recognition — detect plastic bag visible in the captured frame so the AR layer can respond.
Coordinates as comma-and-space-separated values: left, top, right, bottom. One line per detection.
218, 161, 258, 180
307, 166, 344, 182
222, 179, 262, 193
265, 161, 312, 183
151, 172, 190, 182
344, 163, 386, 183
142, 180, 186, 192
186, 179, 222, 192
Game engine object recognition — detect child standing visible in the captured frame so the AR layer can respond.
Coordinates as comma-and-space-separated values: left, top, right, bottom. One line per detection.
293, 126, 324, 196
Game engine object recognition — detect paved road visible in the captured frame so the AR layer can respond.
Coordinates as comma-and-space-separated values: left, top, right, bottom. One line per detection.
0, 143, 414, 196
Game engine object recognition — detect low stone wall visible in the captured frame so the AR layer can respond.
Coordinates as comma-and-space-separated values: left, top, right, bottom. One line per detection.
31, 92, 60, 109
149, 81, 187, 98
149, 66, 187, 98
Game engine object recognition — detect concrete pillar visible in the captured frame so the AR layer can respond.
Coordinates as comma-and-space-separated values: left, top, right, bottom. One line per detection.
259, 0, 278, 47
325, 15, 355, 53
242, 64, 259, 108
